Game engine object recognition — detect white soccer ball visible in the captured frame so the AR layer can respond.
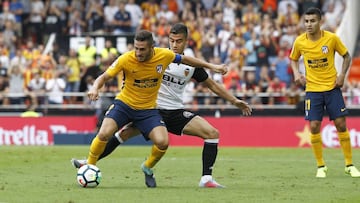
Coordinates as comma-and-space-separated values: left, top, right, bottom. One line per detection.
76, 164, 102, 188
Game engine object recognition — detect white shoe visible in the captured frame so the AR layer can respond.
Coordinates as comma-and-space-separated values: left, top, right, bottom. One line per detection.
199, 175, 225, 188
345, 165, 360, 177
316, 166, 328, 178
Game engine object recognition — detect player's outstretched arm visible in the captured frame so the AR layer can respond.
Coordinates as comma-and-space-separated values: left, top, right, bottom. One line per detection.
204, 78, 252, 116
181, 55, 228, 75
87, 72, 113, 101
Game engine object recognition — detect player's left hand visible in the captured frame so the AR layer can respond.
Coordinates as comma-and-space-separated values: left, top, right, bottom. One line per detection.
212, 64, 228, 75
335, 75, 345, 88
233, 99, 252, 116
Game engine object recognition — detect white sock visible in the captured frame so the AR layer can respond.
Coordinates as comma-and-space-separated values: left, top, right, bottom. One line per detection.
114, 131, 124, 144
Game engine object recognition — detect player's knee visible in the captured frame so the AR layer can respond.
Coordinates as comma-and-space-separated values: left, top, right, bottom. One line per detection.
310, 122, 321, 134
203, 128, 219, 139
97, 133, 110, 141
155, 141, 168, 150
152, 136, 169, 150
335, 123, 347, 132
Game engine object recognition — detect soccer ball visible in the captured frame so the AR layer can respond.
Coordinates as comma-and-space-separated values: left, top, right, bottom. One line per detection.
76, 164, 102, 188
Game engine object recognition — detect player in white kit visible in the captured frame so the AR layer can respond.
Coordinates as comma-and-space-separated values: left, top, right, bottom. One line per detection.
72, 23, 252, 188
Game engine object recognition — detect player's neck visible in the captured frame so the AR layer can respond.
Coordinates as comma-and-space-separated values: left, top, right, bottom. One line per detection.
307, 30, 322, 42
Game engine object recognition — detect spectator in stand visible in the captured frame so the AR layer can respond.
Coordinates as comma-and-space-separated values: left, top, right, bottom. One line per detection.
243, 71, 260, 104
273, 48, 291, 87
48, 0, 69, 35
65, 49, 81, 104
258, 0, 277, 15
45, 70, 66, 105
141, 0, 160, 17
298, 0, 321, 15
7, 64, 27, 104
156, 0, 174, 22
244, 31, 259, 67
277, 2, 299, 28
112, 1, 132, 34
201, 24, 216, 61
43, 3, 62, 43
277, 0, 298, 17
222, 0, 237, 28
29, 0, 45, 44
125, 0, 143, 33
267, 76, 287, 105
258, 65, 271, 104
0, 1, 16, 31
279, 25, 297, 54
19, 0, 31, 39
9, 0, 24, 36
85, 0, 105, 34
0, 42, 10, 71
322, 1, 341, 32
77, 36, 97, 92
227, 36, 248, 66
68, 9, 86, 36
216, 21, 232, 63
285, 81, 302, 105
2, 20, 18, 57
27, 70, 46, 105
223, 62, 241, 90
104, 0, 118, 33
10, 48, 27, 68
138, 9, 156, 31
0, 74, 9, 105
241, 2, 260, 25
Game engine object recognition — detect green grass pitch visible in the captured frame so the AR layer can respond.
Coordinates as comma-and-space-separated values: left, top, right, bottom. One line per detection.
1, 146, 360, 203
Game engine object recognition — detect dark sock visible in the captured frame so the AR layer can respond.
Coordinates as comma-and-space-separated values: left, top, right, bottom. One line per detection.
202, 142, 218, 176
98, 135, 121, 160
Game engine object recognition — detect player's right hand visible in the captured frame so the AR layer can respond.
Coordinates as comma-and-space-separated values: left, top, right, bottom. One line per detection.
294, 74, 306, 86
87, 88, 99, 101
212, 64, 228, 75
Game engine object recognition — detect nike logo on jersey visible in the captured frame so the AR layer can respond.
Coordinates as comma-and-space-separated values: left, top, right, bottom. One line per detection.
341, 108, 346, 112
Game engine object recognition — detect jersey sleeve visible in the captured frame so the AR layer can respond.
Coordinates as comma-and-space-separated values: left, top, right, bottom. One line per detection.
106, 55, 125, 77
192, 68, 209, 82
334, 35, 348, 56
289, 38, 301, 61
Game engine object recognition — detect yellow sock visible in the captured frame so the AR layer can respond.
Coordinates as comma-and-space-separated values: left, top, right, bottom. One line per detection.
144, 145, 167, 168
338, 129, 353, 166
311, 133, 325, 167
87, 136, 107, 165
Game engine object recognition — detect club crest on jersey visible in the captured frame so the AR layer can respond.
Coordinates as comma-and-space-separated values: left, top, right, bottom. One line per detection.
184, 68, 190, 77
321, 46, 329, 54
156, 65, 163, 73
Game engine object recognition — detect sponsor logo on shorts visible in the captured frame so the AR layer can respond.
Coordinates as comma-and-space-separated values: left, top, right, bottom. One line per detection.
183, 111, 194, 118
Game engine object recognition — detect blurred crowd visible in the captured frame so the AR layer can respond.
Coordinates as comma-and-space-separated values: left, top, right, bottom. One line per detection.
1, 0, 359, 111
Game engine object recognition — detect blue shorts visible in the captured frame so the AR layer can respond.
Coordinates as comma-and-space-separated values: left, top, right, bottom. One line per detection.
105, 100, 165, 140
305, 88, 348, 121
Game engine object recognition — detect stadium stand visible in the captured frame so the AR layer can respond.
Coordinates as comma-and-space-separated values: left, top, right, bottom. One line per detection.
0, 0, 359, 117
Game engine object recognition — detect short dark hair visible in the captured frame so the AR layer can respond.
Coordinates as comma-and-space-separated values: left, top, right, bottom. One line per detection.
134, 30, 154, 45
305, 7, 322, 20
170, 23, 188, 38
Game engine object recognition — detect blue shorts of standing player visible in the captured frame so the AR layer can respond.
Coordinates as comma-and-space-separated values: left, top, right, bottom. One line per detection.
305, 88, 348, 121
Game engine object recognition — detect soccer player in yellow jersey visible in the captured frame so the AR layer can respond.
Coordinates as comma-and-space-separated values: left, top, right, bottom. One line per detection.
290, 7, 360, 178
85, 30, 227, 187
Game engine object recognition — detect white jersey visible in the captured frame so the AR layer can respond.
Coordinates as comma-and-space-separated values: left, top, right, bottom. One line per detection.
157, 49, 208, 109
